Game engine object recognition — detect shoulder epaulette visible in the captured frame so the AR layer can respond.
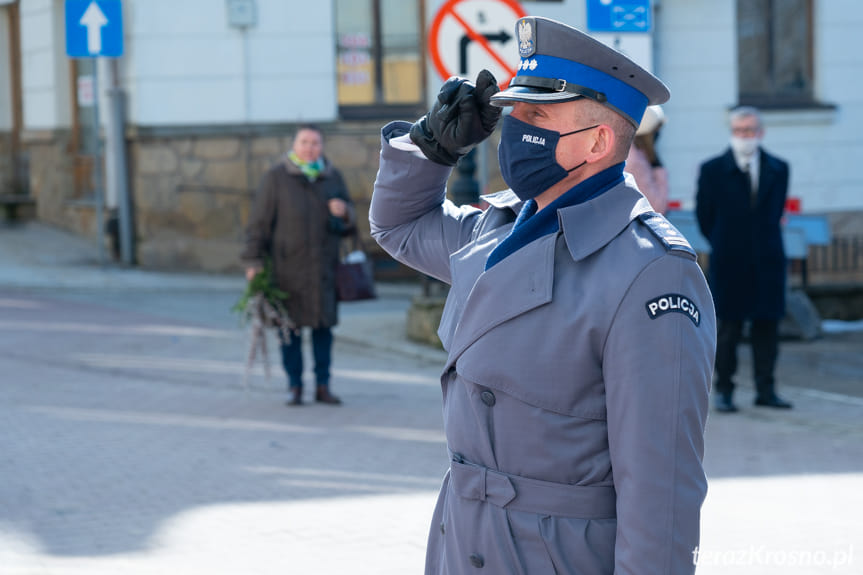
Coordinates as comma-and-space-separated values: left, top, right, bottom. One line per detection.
638, 212, 696, 258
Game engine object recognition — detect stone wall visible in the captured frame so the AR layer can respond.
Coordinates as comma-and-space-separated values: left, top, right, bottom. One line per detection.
125, 121, 509, 274
13, 121, 505, 275
132, 135, 251, 271
129, 122, 387, 273
21, 129, 102, 235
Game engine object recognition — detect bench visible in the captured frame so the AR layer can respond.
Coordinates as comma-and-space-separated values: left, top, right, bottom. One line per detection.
784, 214, 832, 287
0, 194, 36, 222
666, 210, 833, 288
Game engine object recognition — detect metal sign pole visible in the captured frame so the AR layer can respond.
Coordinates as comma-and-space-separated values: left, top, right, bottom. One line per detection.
108, 82, 133, 265
66, 1, 124, 264
91, 58, 105, 264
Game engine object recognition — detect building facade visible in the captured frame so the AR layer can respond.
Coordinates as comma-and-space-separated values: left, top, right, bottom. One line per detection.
0, 0, 860, 272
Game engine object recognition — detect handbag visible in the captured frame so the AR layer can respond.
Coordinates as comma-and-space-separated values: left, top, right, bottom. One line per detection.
336, 231, 376, 301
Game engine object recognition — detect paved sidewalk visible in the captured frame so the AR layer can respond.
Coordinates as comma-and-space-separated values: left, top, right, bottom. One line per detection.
0, 221, 444, 363
0, 221, 242, 291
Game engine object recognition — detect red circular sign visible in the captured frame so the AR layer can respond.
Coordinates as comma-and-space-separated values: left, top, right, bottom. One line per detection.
429, 0, 526, 89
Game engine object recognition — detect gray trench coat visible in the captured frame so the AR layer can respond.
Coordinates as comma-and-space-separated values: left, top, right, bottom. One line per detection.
370, 122, 716, 574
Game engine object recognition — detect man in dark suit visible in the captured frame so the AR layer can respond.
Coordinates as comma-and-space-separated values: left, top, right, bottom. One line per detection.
696, 106, 793, 412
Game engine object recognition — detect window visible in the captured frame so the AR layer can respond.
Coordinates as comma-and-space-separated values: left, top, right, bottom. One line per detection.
335, 0, 425, 118
737, 0, 815, 107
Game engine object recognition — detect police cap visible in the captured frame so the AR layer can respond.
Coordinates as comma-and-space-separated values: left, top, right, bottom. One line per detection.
490, 17, 670, 128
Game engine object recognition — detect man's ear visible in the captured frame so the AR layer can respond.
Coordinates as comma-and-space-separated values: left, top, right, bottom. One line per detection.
585, 124, 616, 164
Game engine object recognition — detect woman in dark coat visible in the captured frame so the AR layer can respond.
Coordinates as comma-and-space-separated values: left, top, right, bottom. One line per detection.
242, 125, 355, 406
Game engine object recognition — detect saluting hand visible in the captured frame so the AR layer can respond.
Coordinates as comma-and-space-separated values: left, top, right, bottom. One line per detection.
410, 69, 502, 166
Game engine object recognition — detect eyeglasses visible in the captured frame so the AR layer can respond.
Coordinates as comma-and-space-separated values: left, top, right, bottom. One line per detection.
731, 125, 761, 137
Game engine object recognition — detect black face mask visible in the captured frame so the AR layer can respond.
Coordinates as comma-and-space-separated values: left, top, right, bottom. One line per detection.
498, 115, 598, 201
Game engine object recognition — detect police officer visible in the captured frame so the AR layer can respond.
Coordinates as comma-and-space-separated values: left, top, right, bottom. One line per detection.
370, 17, 715, 575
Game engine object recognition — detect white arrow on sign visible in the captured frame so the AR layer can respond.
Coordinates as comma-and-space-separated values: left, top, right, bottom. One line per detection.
80, 1, 108, 55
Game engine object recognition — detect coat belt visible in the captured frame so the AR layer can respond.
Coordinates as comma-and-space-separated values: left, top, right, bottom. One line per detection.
449, 453, 616, 519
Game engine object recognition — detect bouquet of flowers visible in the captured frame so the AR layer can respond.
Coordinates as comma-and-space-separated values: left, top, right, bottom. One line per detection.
233, 259, 295, 388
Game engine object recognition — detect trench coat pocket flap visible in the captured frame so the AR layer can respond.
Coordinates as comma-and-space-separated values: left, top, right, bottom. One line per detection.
456, 359, 608, 420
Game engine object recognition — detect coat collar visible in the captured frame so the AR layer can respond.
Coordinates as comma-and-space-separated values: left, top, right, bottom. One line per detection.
718, 148, 739, 173
719, 146, 776, 173
442, 180, 651, 368
559, 180, 654, 262
717, 147, 779, 205
282, 155, 336, 179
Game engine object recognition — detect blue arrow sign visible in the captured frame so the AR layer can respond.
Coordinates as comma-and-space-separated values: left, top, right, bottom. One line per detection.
65, 0, 124, 58
587, 0, 651, 33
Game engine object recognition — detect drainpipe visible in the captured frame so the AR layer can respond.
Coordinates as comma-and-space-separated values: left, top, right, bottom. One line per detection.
105, 59, 133, 265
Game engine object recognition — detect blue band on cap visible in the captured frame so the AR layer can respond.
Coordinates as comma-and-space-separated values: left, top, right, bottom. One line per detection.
517, 54, 648, 123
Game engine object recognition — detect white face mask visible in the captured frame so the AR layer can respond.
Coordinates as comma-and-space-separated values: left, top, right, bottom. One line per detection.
730, 136, 760, 157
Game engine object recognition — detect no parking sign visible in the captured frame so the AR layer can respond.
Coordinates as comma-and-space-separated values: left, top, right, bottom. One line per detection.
429, 0, 526, 88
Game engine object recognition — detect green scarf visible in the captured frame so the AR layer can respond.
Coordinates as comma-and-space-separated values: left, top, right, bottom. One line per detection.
288, 151, 324, 182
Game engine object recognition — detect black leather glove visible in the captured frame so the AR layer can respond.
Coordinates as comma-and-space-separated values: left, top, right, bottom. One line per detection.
409, 69, 501, 166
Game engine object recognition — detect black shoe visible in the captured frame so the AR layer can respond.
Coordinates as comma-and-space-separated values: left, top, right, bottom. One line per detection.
714, 394, 738, 413
286, 388, 303, 406
754, 395, 793, 409
315, 385, 342, 405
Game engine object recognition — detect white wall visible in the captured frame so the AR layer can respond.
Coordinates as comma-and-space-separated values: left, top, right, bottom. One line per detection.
0, 7, 13, 131
124, 0, 337, 126
775, 0, 863, 212
19, 0, 71, 130
653, 0, 737, 210
657, 0, 863, 213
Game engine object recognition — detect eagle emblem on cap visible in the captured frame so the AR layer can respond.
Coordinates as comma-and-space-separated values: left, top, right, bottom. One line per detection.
518, 19, 535, 57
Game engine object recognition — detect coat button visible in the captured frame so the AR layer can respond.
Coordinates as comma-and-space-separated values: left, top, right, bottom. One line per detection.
480, 390, 496, 406
469, 553, 484, 568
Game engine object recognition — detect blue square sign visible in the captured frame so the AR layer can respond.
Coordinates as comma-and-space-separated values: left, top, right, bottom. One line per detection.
587, 0, 652, 33
65, 0, 124, 58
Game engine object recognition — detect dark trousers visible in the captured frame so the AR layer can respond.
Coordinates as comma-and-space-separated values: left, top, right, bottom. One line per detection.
278, 327, 333, 389
715, 319, 779, 399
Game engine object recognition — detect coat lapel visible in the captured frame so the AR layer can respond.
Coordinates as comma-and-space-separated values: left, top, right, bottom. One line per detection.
442, 182, 649, 369
756, 149, 777, 208
559, 182, 653, 262
719, 148, 756, 208
444, 231, 556, 369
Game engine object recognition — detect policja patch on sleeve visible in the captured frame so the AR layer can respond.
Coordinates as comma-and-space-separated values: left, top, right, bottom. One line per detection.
645, 293, 701, 326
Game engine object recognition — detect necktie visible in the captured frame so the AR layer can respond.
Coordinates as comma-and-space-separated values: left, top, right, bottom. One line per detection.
744, 163, 756, 207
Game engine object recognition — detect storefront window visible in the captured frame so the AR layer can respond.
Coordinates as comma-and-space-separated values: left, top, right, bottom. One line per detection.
335, 0, 424, 117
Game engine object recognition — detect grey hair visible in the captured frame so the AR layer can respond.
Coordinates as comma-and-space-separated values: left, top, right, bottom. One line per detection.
729, 106, 762, 128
